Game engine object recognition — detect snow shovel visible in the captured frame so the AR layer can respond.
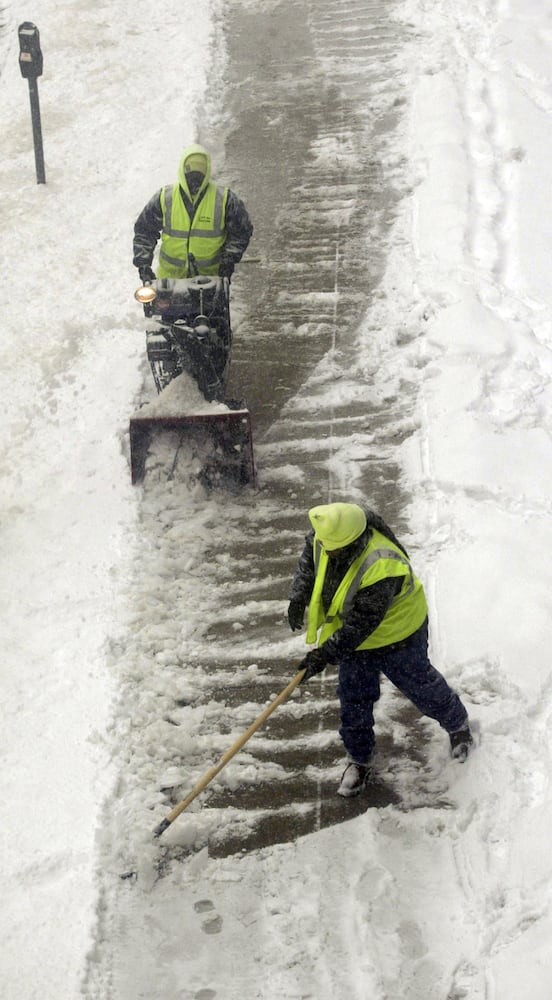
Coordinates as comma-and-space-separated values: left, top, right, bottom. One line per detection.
153, 668, 306, 838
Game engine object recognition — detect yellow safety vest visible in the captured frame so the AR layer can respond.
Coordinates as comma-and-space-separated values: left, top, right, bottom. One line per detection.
306, 529, 428, 650
158, 182, 228, 277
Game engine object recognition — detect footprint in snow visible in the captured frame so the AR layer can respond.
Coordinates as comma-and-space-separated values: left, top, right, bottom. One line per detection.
194, 898, 223, 935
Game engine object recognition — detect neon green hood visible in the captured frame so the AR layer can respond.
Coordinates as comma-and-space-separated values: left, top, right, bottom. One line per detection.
308, 503, 367, 551
177, 143, 211, 201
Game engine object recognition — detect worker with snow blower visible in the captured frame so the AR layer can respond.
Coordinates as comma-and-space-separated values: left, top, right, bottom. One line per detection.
132, 142, 253, 407
132, 143, 253, 283
287, 503, 473, 797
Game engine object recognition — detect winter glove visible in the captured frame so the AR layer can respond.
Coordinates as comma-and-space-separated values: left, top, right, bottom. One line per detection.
298, 649, 327, 684
139, 266, 156, 284
287, 599, 305, 632
218, 256, 235, 279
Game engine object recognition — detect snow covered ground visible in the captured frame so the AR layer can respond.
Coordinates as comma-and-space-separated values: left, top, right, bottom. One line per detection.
2, 0, 552, 997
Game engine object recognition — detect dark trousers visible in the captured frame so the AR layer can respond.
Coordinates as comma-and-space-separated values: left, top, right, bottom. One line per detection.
336, 621, 468, 763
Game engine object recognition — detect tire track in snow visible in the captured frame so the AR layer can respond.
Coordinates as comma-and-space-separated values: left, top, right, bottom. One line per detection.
454, 18, 517, 287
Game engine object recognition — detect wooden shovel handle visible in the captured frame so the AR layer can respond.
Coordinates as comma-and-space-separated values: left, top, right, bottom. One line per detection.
153, 669, 306, 838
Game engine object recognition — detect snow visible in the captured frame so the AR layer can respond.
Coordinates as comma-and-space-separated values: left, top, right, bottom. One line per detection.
140, 372, 231, 416
2, 0, 552, 997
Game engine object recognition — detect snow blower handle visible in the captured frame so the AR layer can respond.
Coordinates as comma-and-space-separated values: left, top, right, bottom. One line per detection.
153, 668, 306, 838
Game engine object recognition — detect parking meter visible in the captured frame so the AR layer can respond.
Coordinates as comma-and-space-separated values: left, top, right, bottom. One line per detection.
18, 22, 43, 79
17, 22, 46, 183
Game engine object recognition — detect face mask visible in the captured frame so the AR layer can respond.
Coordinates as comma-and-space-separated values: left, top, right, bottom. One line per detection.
186, 171, 204, 196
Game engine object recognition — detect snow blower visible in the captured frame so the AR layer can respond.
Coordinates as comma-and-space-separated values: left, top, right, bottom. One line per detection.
130, 275, 256, 487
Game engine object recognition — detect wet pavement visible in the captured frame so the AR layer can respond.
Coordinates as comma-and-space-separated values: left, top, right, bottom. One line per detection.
213, 0, 406, 436
138, 0, 444, 860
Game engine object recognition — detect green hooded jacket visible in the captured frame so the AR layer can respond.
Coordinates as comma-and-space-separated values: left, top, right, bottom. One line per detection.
158, 144, 229, 277
133, 144, 253, 279
307, 528, 428, 650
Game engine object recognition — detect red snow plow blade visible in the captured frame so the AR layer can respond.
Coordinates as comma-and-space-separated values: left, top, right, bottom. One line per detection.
129, 404, 256, 487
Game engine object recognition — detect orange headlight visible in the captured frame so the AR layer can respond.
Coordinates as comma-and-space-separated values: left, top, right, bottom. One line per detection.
134, 285, 157, 304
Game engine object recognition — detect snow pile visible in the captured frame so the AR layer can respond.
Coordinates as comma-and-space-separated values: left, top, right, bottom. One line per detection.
140, 372, 230, 416
0, 0, 216, 997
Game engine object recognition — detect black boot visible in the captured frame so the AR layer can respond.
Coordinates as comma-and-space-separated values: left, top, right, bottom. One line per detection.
337, 760, 372, 797
449, 725, 474, 762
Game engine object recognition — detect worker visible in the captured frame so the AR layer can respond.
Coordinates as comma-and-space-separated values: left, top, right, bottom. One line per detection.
287, 503, 473, 797
133, 143, 253, 282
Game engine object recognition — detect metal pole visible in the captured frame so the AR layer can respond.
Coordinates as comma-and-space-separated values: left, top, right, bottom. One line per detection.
27, 77, 45, 184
